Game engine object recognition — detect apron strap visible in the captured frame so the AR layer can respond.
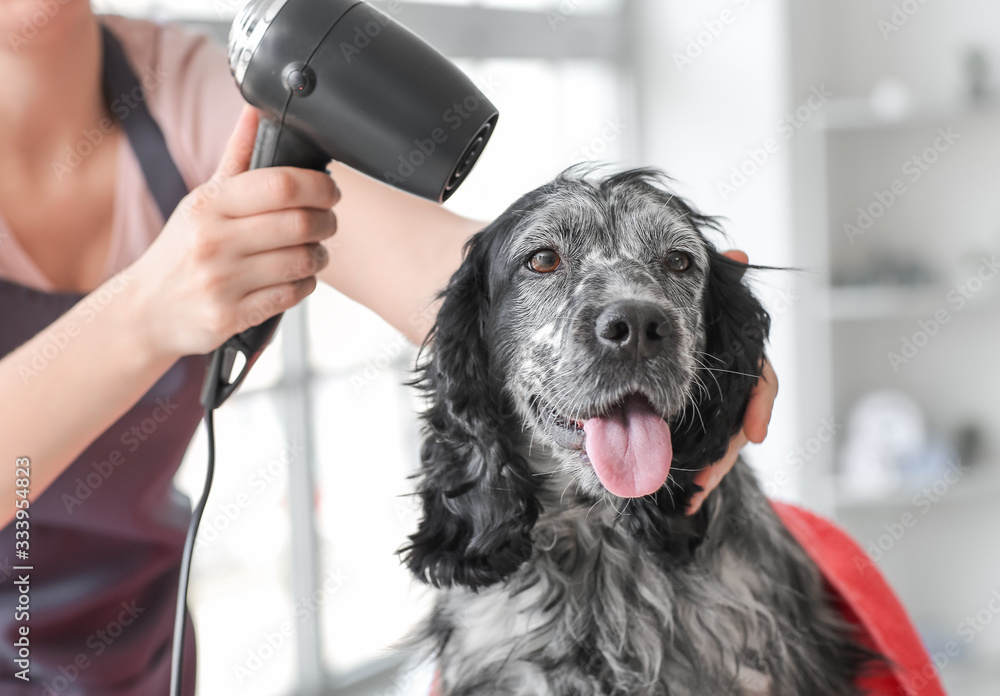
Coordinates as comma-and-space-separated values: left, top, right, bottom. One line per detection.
100, 23, 189, 222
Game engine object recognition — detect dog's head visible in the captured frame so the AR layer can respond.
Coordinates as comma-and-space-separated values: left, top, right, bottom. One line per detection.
402, 167, 770, 589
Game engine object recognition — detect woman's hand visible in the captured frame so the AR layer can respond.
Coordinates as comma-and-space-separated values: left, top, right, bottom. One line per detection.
686, 249, 778, 514
128, 105, 340, 360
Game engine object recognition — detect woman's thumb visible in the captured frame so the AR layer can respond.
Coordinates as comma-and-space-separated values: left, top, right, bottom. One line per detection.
216, 105, 260, 178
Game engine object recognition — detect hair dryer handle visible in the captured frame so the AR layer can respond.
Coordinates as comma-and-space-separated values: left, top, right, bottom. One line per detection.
201, 116, 332, 410
200, 314, 282, 410
251, 114, 332, 171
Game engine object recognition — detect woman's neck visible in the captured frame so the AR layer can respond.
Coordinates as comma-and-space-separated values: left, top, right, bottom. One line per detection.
0, 0, 108, 171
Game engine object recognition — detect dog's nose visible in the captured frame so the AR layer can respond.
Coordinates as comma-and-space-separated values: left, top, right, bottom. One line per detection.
595, 301, 671, 359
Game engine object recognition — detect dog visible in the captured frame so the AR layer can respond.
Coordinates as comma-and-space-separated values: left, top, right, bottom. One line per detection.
401, 168, 877, 695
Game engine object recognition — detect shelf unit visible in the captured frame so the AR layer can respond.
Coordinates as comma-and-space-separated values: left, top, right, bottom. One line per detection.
836, 459, 1000, 512
791, 90, 1000, 691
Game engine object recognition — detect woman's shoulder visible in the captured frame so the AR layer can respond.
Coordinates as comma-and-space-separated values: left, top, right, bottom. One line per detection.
98, 14, 243, 188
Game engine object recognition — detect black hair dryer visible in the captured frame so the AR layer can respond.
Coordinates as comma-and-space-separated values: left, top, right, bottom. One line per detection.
201, 0, 498, 409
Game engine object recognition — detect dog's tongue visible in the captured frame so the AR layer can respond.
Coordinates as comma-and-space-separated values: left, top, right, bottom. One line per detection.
583, 395, 672, 498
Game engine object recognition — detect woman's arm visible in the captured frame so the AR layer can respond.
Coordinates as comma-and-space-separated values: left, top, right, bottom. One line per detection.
0, 277, 178, 529
0, 107, 337, 528
317, 162, 485, 344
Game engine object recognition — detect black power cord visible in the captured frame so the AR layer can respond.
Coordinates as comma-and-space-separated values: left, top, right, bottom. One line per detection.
169, 408, 217, 696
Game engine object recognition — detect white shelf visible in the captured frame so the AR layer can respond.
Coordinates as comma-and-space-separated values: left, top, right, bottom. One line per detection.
836, 461, 1000, 512
817, 97, 1000, 133
828, 282, 1000, 321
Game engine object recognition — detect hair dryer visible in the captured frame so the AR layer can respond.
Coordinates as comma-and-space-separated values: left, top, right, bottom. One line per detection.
200, 0, 498, 409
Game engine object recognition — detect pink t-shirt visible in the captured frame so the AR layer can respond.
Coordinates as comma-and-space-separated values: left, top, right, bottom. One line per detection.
0, 14, 243, 290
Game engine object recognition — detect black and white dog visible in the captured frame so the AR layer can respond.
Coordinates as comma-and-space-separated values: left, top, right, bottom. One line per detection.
402, 168, 876, 695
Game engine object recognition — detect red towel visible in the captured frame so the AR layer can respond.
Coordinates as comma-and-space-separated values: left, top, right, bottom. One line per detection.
771, 501, 947, 696
430, 503, 948, 695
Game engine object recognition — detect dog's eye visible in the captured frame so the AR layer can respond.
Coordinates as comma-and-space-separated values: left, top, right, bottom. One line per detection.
664, 250, 692, 272
528, 249, 561, 273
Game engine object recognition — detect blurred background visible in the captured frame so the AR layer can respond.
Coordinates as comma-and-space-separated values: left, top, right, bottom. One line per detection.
91, 0, 1000, 694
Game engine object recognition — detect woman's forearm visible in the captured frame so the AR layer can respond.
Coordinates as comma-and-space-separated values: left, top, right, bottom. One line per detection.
318, 162, 486, 343
0, 271, 178, 528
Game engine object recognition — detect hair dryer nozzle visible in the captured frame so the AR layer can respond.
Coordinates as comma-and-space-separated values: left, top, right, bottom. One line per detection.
444, 118, 495, 199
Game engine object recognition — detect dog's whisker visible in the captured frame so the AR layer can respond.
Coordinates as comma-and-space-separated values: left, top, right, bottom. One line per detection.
559, 477, 577, 507
692, 355, 723, 395
702, 368, 759, 379
615, 496, 632, 519
683, 399, 707, 437
604, 491, 625, 517
585, 497, 603, 522
692, 350, 726, 365
689, 371, 710, 402
661, 478, 677, 507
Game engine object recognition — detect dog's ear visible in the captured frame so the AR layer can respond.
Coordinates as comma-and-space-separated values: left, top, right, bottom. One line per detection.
671, 248, 771, 471
400, 224, 540, 591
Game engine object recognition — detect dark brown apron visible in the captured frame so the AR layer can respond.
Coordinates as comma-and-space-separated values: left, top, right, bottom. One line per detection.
0, 21, 204, 695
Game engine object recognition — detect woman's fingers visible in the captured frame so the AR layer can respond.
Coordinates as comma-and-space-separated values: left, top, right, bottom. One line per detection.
236, 277, 319, 334
213, 104, 259, 179
215, 166, 341, 219
744, 359, 778, 444
687, 428, 749, 515
235, 243, 329, 295
721, 248, 749, 265
686, 245, 777, 515
231, 207, 338, 256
